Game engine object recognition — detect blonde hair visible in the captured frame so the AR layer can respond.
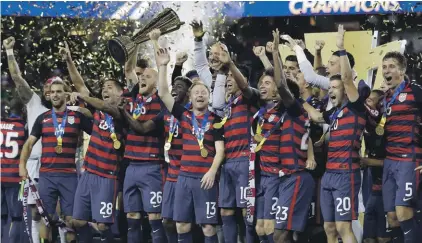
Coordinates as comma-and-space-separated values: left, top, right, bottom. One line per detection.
188, 81, 210, 95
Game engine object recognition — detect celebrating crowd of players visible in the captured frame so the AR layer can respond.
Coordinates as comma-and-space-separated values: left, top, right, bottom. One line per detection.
1, 19, 422, 243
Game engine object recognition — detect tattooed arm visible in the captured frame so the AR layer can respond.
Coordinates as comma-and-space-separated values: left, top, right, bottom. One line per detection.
4, 37, 35, 104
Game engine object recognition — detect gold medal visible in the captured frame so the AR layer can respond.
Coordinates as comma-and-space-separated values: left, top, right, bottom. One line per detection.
164, 142, 171, 151
375, 116, 386, 136
55, 136, 63, 154
254, 134, 263, 142
113, 140, 121, 149
254, 144, 262, 152
200, 148, 208, 158
55, 145, 63, 154
110, 133, 121, 149
375, 126, 384, 136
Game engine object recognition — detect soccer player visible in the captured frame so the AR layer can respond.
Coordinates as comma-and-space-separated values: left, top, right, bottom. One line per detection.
212, 44, 259, 243
66, 79, 124, 243
4, 36, 54, 243
268, 29, 316, 243
303, 25, 366, 243
1, 98, 26, 242
381, 51, 422, 243
161, 75, 193, 243
19, 81, 93, 243
360, 89, 390, 243
156, 47, 225, 243
283, 55, 300, 81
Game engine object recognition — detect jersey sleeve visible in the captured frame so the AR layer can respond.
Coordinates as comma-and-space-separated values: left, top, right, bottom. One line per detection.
411, 82, 422, 103
30, 114, 44, 139
151, 111, 165, 135
79, 112, 94, 135
212, 116, 224, 141
347, 95, 366, 113
285, 99, 303, 118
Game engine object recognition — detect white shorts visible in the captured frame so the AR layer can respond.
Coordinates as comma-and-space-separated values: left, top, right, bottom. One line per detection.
27, 159, 40, 205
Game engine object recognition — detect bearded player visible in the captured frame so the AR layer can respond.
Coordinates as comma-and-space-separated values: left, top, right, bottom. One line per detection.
157, 47, 225, 243
19, 81, 93, 243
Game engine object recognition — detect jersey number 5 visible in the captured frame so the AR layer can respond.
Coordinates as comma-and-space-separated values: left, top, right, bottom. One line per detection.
0, 132, 19, 159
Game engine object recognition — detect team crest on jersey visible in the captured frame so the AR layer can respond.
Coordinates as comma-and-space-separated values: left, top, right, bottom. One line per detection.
205, 122, 211, 131
68, 116, 75, 124
268, 114, 276, 122
398, 93, 407, 102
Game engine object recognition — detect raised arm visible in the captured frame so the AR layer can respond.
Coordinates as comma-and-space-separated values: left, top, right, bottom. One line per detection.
60, 41, 90, 97
337, 25, 359, 102
124, 44, 140, 92
303, 102, 325, 123
272, 29, 295, 107
3, 37, 35, 104
148, 29, 161, 65
172, 51, 187, 82
282, 35, 330, 90
156, 48, 175, 112
68, 92, 120, 119
314, 40, 325, 69
253, 45, 273, 70
191, 21, 213, 89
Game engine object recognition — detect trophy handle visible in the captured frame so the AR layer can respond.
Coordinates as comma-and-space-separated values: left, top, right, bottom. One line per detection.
108, 36, 136, 65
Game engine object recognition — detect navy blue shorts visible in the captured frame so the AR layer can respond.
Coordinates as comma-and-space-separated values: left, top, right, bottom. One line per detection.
173, 175, 218, 224
320, 170, 361, 222
275, 171, 315, 232
162, 181, 176, 220
72, 172, 118, 223
256, 175, 280, 220
219, 161, 249, 208
1, 185, 22, 218
382, 159, 421, 212
38, 174, 77, 216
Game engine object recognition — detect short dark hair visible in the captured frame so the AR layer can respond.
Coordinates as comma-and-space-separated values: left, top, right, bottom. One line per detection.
185, 70, 199, 80
173, 76, 193, 87
332, 51, 355, 68
316, 66, 328, 77
9, 97, 24, 113
329, 74, 342, 82
383, 51, 407, 70
136, 58, 149, 69
286, 78, 300, 99
285, 55, 298, 63
103, 79, 123, 92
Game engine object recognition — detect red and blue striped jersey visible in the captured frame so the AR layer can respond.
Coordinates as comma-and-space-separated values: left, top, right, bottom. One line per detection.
124, 92, 165, 162
1, 117, 27, 186
164, 112, 183, 182
323, 98, 366, 172
83, 111, 124, 179
256, 108, 283, 177
279, 102, 308, 174
31, 109, 93, 176
171, 103, 224, 178
384, 82, 422, 162
223, 95, 258, 163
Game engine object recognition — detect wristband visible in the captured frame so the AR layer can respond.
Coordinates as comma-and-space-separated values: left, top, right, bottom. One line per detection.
338, 50, 347, 56
6, 49, 14, 56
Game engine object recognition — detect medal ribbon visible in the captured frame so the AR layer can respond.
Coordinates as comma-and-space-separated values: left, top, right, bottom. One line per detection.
132, 95, 145, 119
255, 112, 286, 149
192, 111, 209, 150
253, 102, 277, 137
104, 113, 119, 146
52, 108, 68, 147
378, 80, 406, 130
